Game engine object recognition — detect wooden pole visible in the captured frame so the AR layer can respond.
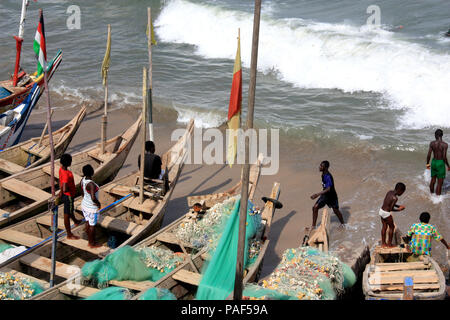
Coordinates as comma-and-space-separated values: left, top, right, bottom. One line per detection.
233, 0, 262, 300
38, 110, 53, 147
147, 7, 154, 142
139, 67, 148, 204
36, 9, 57, 287
101, 24, 111, 154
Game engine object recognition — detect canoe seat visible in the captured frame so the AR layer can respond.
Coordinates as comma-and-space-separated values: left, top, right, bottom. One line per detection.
155, 232, 193, 248
20, 143, 49, 158
172, 269, 201, 286
36, 215, 65, 230
59, 237, 110, 256
368, 270, 439, 285
87, 149, 114, 163
42, 165, 82, 185
370, 283, 440, 292
121, 197, 158, 215
0, 229, 44, 247
0, 158, 24, 175
108, 280, 155, 291
97, 216, 145, 235
1, 178, 51, 202
59, 283, 100, 298
19, 253, 80, 279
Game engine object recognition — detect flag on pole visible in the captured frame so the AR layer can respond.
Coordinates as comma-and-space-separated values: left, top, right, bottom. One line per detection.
226, 30, 242, 167
101, 25, 111, 87
33, 10, 47, 77
146, 15, 157, 45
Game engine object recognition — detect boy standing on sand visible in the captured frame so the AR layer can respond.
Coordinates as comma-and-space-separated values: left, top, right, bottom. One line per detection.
426, 129, 449, 196
58, 153, 82, 240
379, 182, 406, 248
310, 160, 345, 229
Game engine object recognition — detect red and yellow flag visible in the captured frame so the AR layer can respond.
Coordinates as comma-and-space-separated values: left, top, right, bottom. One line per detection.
227, 30, 242, 167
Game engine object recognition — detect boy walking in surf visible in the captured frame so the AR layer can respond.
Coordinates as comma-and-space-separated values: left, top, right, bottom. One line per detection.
426, 129, 449, 196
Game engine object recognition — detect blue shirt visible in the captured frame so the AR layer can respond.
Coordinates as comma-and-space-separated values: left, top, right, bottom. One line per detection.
322, 172, 337, 199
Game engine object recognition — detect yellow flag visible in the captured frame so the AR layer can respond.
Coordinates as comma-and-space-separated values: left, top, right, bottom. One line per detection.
101, 25, 111, 87
146, 16, 157, 45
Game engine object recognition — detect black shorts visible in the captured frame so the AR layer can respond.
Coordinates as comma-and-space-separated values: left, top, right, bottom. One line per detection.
61, 194, 74, 215
315, 195, 339, 209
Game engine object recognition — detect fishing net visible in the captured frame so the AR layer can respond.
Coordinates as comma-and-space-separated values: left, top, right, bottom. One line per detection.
242, 284, 294, 300
243, 247, 356, 300
0, 272, 44, 300
0, 243, 13, 253
81, 245, 184, 287
138, 287, 176, 300
84, 286, 133, 300
195, 197, 263, 300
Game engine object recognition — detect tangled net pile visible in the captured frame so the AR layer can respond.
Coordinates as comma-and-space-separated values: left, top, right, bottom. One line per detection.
81, 245, 184, 287
138, 287, 176, 300
85, 286, 133, 300
243, 247, 356, 300
0, 272, 44, 300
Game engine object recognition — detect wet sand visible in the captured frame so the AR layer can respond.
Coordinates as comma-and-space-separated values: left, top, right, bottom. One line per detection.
23, 101, 450, 279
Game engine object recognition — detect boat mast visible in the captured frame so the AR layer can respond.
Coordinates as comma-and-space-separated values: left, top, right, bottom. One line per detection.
147, 7, 154, 142
139, 67, 148, 204
12, 0, 30, 86
233, 0, 262, 300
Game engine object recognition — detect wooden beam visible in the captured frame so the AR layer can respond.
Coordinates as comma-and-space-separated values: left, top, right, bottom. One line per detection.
108, 280, 154, 291
19, 253, 79, 279
369, 270, 439, 285
172, 269, 201, 286
1, 178, 51, 202
370, 283, 440, 292
0, 229, 44, 247
0, 158, 24, 175
59, 237, 110, 256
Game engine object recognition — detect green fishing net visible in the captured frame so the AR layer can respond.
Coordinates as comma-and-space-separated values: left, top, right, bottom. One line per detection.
84, 286, 133, 300
243, 247, 356, 300
81, 245, 184, 287
0, 272, 44, 300
138, 287, 176, 300
195, 197, 262, 300
242, 284, 295, 300
0, 243, 13, 253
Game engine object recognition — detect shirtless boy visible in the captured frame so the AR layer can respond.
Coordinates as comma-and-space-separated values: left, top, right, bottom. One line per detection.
426, 129, 449, 196
379, 182, 406, 248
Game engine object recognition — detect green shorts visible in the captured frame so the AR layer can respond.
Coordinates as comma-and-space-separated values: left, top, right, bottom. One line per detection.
431, 159, 446, 179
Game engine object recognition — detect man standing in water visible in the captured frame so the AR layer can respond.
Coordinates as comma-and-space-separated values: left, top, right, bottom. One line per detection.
310, 160, 345, 229
379, 183, 406, 248
426, 129, 449, 196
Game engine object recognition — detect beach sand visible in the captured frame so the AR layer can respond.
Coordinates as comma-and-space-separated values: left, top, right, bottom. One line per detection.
23, 100, 450, 279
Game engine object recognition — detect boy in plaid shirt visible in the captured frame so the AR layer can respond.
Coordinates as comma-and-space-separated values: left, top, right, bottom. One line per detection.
406, 212, 449, 261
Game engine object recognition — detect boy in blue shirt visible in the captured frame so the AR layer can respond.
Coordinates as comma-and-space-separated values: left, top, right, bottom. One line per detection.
310, 160, 345, 229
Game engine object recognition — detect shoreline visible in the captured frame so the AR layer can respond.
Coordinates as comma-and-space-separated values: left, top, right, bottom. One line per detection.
22, 102, 450, 278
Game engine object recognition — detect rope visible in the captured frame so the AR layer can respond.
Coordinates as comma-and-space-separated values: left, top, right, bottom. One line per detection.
25, 143, 37, 167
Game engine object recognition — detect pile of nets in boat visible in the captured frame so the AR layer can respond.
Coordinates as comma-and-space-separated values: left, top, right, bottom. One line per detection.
0, 272, 44, 300
81, 245, 184, 287
195, 197, 263, 300
138, 287, 176, 300
173, 195, 263, 261
242, 247, 356, 300
85, 286, 133, 300
0, 243, 27, 264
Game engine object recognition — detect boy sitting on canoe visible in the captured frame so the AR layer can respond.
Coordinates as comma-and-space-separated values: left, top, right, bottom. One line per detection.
379, 182, 406, 248
405, 212, 449, 262
57, 153, 82, 240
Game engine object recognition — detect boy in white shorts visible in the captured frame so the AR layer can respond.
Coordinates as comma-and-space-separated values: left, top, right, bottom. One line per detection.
379, 182, 406, 248
81, 165, 101, 248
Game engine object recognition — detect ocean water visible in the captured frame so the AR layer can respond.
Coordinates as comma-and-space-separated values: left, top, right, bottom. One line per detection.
1, 0, 449, 263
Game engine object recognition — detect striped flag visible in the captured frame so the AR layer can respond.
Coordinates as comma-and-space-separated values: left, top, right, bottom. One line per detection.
101, 25, 111, 87
227, 30, 242, 167
33, 10, 47, 77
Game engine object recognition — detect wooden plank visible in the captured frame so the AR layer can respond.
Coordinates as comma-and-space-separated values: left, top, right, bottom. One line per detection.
0, 158, 24, 175
1, 178, 51, 202
374, 262, 430, 272
19, 253, 79, 279
59, 237, 110, 256
97, 216, 145, 235
156, 232, 193, 248
36, 215, 65, 230
122, 196, 159, 214
172, 269, 201, 286
374, 246, 410, 255
370, 283, 440, 292
0, 229, 44, 247
369, 270, 439, 285
42, 165, 82, 185
59, 283, 100, 298
108, 280, 154, 291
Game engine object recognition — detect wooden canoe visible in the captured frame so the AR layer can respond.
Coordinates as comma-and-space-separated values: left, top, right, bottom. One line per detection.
31, 154, 269, 300
0, 51, 62, 113
362, 245, 446, 300
0, 114, 141, 228
0, 105, 87, 179
0, 119, 193, 298
301, 208, 330, 253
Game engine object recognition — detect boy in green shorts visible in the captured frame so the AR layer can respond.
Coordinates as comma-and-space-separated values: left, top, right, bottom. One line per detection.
426, 129, 450, 195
